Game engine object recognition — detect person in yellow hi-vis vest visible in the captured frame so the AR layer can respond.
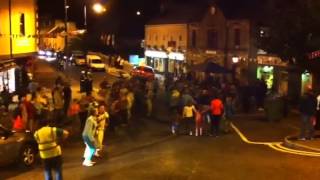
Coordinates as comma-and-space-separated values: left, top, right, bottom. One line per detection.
95, 104, 109, 157
34, 119, 69, 180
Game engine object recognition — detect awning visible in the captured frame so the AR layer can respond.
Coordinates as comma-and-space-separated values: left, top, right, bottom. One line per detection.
192, 59, 231, 74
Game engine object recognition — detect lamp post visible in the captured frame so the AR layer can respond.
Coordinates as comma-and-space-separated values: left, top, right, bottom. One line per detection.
84, 3, 106, 30
64, 0, 69, 53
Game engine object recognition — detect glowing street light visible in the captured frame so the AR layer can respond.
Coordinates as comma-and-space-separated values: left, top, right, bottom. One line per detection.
136, 11, 141, 16
92, 3, 106, 14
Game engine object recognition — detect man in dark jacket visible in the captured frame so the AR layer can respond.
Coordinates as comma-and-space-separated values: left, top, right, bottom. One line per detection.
299, 89, 317, 140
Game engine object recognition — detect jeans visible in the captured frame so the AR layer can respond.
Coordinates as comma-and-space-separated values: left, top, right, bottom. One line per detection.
183, 117, 194, 134
300, 114, 314, 139
43, 156, 62, 180
83, 136, 96, 161
210, 115, 221, 136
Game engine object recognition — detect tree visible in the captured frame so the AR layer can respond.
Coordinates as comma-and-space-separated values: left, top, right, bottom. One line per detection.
257, 0, 320, 72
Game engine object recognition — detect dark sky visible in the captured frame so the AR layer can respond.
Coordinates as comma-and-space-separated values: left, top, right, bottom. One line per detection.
37, 0, 261, 37
38, 0, 162, 37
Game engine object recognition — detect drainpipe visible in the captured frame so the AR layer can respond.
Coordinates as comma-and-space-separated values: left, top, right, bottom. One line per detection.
9, 0, 13, 59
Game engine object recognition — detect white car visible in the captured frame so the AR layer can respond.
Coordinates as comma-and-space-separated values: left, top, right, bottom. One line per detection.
87, 55, 105, 71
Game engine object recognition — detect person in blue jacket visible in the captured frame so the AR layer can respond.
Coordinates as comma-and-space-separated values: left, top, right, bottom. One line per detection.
82, 106, 98, 166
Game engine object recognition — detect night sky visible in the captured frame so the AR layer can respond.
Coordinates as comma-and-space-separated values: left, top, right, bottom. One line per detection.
37, 0, 261, 37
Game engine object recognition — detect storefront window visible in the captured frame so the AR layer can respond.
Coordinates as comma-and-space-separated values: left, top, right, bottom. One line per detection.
257, 66, 274, 89
154, 58, 164, 72
301, 71, 312, 95
0, 68, 16, 93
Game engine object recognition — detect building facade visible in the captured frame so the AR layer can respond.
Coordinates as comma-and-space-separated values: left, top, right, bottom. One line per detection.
144, 1, 251, 80
39, 19, 80, 52
0, 0, 38, 92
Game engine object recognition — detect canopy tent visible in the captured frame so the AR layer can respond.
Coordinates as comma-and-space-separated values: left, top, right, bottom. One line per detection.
192, 59, 231, 74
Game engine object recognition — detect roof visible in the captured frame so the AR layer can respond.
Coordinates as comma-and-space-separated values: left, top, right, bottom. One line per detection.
147, 1, 210, 25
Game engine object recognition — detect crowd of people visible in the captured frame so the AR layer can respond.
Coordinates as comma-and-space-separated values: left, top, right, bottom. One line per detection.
165, 74, 238, 137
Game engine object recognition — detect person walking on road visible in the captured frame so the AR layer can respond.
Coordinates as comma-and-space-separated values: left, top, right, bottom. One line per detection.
210, 94, 224, 137
82, 107, 98, 167
34, 118, 69, 180
52, 84, 64, 126
182, 101, 196, 135
95, 104, 109, 157
299, 88, 317, 140
63, 83, 72, 116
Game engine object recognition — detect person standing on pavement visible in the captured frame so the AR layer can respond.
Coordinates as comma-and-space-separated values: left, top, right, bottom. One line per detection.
210, 94, 224, 137
85, 71, 93, 96
80, 71, 87, 93
182, 100, 196, 135
95, 104, 109, 157
82, 107, 98, 167
299, 88, 317, 140
315, 91, 320, 130
63, 83, 72, 116
34, 117, 69, 180
52, 84, 64, 126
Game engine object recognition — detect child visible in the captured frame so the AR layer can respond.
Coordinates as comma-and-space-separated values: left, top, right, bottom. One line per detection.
195, 106, 203, 136
183, 101, 196, 135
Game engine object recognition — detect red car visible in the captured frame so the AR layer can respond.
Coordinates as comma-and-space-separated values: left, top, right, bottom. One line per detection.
131, 66, 155, 80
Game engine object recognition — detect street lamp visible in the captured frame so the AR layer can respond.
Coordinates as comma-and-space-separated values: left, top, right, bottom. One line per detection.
92, 3, 106, 14
84, 2, 106, 30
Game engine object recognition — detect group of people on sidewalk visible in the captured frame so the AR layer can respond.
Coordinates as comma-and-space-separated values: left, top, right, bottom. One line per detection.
299, 87, 320, 140
167, 75, 236, 137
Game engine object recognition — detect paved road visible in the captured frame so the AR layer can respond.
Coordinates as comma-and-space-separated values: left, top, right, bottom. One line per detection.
2, 114, 320, 180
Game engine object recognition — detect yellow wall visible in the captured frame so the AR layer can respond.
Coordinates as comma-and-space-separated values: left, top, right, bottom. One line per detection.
0, 0, 37, 59
145, 24, 188, 50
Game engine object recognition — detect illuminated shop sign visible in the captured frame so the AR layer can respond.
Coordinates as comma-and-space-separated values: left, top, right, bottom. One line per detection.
168, 52, 185, 61
145, 50, 168, 59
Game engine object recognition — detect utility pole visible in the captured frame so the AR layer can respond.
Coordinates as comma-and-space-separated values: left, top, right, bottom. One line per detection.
64, 0, 68, 53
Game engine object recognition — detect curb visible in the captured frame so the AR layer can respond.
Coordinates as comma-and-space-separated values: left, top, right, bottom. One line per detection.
284, 134, 320, 153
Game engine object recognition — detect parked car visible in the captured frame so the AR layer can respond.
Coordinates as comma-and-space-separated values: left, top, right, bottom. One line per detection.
131, 66, 155, 80
0, 124, 38, 167
87, 55, 105, 71
71, 51, 86, 65
106, 67, 131, 79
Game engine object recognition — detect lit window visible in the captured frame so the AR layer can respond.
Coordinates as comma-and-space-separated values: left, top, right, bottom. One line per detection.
20, 13, 25, 36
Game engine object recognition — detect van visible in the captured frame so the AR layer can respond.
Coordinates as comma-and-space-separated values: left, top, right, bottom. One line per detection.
86, 55, 105, 71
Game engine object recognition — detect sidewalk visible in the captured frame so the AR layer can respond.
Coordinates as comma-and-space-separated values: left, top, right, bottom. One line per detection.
284, 132, 320, 153
233, 110, 320, 152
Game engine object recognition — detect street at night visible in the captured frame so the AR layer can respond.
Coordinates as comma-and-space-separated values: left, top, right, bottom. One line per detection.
2, 0, 320, 180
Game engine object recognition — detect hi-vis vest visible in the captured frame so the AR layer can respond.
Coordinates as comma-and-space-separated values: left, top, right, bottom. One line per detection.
34, 127, 61, 159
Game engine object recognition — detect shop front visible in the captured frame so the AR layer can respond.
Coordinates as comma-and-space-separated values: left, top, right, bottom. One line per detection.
145, 50, 168, 73
168, 52, 186, 76
256, 55, 288, 95
144, 50, 186, 75
0, 60, 17, 93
